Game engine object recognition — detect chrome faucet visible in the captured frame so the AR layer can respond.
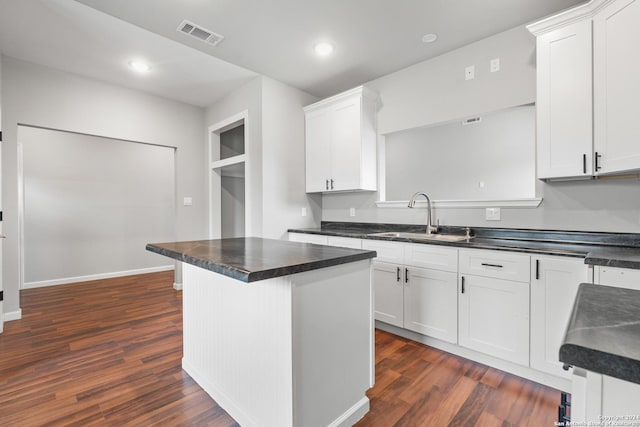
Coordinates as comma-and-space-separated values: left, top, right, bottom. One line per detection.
408, 192, 438, 234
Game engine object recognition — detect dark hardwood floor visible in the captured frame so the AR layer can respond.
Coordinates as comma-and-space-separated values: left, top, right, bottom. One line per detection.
0, 271, 560, 426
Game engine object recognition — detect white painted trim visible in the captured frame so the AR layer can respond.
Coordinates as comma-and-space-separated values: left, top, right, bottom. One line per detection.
303, 86, 377, 113
173, 282, 183, 291
376, 197, 543, 209
23, 265, 175, 289
376, 321, 571, 392
210, 154, 247, 170
527, 0, 617, 35
4, 309, 23, 322
208, 110, 250, 239
328, 396, 370, 427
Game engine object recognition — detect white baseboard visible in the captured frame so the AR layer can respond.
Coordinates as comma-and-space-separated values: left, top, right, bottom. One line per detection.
23, 265, 175, 289
4, 308, 23, 322
329, 396, 370, 427
173, 282, 183, 290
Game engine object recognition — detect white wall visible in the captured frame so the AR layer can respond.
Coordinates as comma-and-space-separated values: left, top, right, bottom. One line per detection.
1, 56, 207, 316
261, 77, 321, 239
205, 76, 321, 240
206, 77, 263, 237
321, 25, 640, 233
21, 127, 176, 285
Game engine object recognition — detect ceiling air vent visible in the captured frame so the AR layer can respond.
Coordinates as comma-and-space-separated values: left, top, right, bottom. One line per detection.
177, 20, 224, 47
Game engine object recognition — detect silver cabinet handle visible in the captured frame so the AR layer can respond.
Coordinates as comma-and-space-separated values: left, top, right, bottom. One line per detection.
330, 179, 334, 190
325, 179, 329, 190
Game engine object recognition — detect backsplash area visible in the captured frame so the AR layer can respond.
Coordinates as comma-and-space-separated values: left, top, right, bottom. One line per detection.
321, 177, 640, 233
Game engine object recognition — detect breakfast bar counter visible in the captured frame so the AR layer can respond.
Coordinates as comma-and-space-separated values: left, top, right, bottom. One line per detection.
147, 237, 377, 427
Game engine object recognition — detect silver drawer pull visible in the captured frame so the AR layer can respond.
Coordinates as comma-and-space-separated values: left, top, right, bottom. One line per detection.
481, 262, 503, 268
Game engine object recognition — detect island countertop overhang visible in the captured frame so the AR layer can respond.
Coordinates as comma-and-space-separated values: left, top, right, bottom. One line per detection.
146, 237, 377, 283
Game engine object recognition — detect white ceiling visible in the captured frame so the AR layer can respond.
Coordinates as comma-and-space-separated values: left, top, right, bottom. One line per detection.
0, 0, 585, 107
0, 0, 257, 107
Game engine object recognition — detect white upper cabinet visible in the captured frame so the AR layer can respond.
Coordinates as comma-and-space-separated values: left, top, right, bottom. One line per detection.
593, 0, 640, 174
303, 86, 377, 193
528, 0, 640, 179
535, 20, 593, 179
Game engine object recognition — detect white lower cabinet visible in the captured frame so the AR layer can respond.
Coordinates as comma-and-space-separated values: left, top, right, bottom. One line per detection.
458, 249, 530, 366
596, 265, 640, 290
404, 266, 458, 343
371, 261, 404, 328
288, 232, 328, 245
530, 256, 592, 379
366, 241, 459, 344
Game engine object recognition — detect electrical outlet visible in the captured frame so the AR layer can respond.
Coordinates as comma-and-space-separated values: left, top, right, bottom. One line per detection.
465, 65, 475, 80
183, 197, 193, 206
490, 58, 500, 72
349, 207, 356, 217
486, 208, 501, 221
301, 207, 307, 217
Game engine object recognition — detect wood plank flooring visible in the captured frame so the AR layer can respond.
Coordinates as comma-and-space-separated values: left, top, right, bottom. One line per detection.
0, 271, 560, 426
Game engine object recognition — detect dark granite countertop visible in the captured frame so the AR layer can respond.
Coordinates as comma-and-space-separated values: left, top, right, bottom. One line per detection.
288, 222, 640, 268
560, 283, 640, 384
146, 237, 376, 283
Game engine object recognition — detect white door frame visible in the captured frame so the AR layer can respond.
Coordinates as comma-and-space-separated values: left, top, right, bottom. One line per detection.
208, 110, 250, 239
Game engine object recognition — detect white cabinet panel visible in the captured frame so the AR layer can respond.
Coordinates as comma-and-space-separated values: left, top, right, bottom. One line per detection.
531, 256, 592, 378
362, 239, 404, 264
330, 98, 362, 192
304, 109, 332, 193
404, 243, 457, 272
326, 236, 362, 249
458, 274, 530, 366
404, 267, 458, 344
459, 249, 530, 283
596, 266, 640, 290
372, 261, 403, 328
536, 19, 593, 179
304, 86, 377, 193
288, 232, 328, 245
594, 0, 640, 174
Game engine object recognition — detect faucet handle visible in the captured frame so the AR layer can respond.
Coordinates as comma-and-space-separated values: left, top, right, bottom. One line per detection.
465, 227, 472, 239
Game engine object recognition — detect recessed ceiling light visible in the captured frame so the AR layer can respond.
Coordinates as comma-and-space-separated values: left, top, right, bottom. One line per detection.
128, 60, 152, 73
314, 42, 334, 56
422, 33, 438, 43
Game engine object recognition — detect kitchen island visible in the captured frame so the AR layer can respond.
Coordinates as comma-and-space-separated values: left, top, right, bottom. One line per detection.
146, 237, 376, 427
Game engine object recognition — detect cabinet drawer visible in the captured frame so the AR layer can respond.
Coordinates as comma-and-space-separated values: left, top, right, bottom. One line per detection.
327, 236, 362, 249
459, 249, 530, 282
597, 266, 640, 290
404, 243, 458, 272
288, 232, 328, 245
362, 240, 403, 264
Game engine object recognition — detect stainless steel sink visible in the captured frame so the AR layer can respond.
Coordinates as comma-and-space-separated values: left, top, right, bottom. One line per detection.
367, 232, 471, 242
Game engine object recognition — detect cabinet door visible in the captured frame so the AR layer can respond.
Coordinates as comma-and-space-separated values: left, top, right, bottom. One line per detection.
458, 275, 530, 366
594, 0, 640, 174
531, 256, 591, 378
372, 261, 404, 327
536, 20, 593, 179
304, 108, 332, 192
330, 96, 362, 191
404, 267, 458, 344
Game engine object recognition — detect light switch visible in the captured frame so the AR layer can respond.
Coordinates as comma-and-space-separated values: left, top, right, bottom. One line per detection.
183, 197, 193, 206
301, 207, 307, 217
349, 208, 356, 217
